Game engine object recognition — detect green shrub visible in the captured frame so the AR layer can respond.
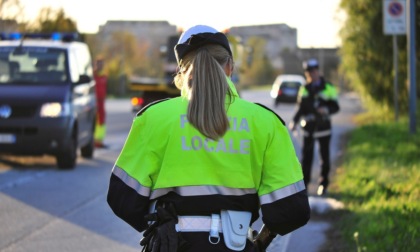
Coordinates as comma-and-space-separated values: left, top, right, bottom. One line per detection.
332, 117, 420, 251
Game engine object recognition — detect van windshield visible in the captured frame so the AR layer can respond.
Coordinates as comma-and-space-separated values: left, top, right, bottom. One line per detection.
281, 81, 302, 88
0, 46, 69, 85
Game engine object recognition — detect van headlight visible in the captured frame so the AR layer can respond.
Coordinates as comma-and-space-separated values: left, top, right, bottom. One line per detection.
40, 102, 70, 117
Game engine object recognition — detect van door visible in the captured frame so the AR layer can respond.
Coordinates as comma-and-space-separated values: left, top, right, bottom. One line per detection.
68, 48, 96, 147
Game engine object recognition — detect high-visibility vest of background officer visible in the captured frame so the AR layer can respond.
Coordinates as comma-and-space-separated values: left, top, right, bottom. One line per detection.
289, 58, 340, 196
107, 25, 310, 252
93, 58, 107, 148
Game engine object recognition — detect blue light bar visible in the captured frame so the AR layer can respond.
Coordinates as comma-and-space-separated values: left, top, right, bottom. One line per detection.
0, 32, 22, 40
0, 32, 81, 42
51, 32, 62, 41
10, 33, 22, 40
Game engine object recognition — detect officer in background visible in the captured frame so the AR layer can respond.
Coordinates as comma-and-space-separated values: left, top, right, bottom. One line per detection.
107, 25, 310, 252
93, 57, 108, 148
289, 58, 340, 196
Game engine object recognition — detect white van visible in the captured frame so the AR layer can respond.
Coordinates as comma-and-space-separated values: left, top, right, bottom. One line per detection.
270, 74, 306, 106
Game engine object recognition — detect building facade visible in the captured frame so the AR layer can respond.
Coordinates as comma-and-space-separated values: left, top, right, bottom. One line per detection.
96, 21, 340, 87
229, 23, 298, 70
97, 20, 178, 52
0, 19, 19, 32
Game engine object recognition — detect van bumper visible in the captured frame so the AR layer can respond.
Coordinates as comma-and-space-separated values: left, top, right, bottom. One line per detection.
0, 117, 73, 156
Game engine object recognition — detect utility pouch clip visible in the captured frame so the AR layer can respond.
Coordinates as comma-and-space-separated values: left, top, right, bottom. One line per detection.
209, 214, 221, 244
221, 210, 252, 251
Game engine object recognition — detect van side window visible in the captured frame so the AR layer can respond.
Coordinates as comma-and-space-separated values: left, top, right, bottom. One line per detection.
75, 46, 93, 78
68, 51, 80, 83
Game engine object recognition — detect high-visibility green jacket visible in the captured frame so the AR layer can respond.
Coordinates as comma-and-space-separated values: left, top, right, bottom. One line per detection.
292, 77, 340, 137
107, 78, 310, 238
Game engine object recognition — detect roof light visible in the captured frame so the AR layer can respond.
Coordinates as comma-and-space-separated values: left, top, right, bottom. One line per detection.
0, 32, 81, 42
0, 32, 22, 40
10, 33, 22, 40
51, 32, 62, 41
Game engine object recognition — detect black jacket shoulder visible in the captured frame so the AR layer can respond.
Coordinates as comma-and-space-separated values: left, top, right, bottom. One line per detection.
254, 103, 285, 126
135, 98, 171, 117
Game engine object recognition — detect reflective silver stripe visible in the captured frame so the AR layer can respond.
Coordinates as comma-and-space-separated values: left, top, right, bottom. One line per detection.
112, 165, 151, 197
303, 114, 316, 121
176, 216, 223, 232
303, 129, 331, 138
313, 130, 331, 138
150, 186, 256, 200
259, 180, 306, 205
302, 114, 330, 122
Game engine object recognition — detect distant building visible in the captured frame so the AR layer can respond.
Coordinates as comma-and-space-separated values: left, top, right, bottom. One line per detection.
228, 24, 298, 70
227, 24, 340, 81
95, 20, 341, 86
0, 19, 19, 32
96, 22, 300, 71
97, 20, 178, 51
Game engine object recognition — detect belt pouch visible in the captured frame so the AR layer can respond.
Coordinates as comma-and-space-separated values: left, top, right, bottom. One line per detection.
221, 210, 252, 251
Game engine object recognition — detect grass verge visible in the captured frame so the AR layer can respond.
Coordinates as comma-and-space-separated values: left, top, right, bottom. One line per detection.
323, 115, 420, 251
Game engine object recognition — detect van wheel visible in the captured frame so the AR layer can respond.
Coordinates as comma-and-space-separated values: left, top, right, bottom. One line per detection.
81, 134, 94, 158
81, 121, 95, 158
56, 132, 77, 169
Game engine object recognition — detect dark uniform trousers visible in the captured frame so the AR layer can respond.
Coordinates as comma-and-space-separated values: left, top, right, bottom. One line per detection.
301, 134, 330, 188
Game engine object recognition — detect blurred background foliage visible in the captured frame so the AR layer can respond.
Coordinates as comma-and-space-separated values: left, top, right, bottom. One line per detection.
339, 0, 420, 116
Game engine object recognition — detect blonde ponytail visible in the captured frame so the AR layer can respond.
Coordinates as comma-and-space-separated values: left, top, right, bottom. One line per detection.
174, 44, 233, 140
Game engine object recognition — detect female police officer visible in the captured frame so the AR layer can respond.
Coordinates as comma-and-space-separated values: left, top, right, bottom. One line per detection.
107, 25, 310, 252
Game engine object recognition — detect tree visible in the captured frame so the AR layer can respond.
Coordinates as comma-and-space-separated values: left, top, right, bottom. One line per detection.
240, 36, 275, 87
87, 31, 164, 96
339, 0, 420, 114
0, 0, 23, 20
0, 0, 24, 31
28, 7, 78, 33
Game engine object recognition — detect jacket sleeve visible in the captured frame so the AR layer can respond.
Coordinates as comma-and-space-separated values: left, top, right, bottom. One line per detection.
107, 173, 150, 232
326, 99, 339, 115
324, 83, 340, 115
261, 190, 310, 235
258, 110, 310, 235
326, 98, 339, 115
106, 108, 158, 233
292, 85, 306, 124
292, 105, 303, 125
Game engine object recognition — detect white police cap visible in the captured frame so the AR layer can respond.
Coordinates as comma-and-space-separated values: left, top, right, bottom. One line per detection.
177, 25, 219, 44
303, 58, 319, 71
174, 25, 232, 64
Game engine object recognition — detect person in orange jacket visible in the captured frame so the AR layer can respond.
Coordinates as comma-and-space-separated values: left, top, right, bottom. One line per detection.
94, 57, 108, 148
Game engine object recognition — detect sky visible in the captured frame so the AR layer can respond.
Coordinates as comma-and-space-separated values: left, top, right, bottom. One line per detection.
19, 0, 345, 48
